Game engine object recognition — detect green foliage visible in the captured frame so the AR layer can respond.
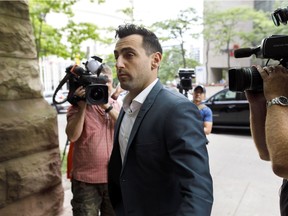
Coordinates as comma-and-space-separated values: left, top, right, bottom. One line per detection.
103, 53, 119, 85
203, 5, 288, 54
118, 7, 134, 22
64, 21, 102, 59
151, 7, 201, 69
202, 6, 283, 70
158, 47, 200, 84
61, 151, 67, 175
29, 0, 77, 58
152, 7, 201, 42
204, 7, 258, 52
28, 0, 107, 60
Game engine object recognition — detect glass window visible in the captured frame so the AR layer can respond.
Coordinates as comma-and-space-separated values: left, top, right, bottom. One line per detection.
214, 90, 236, 101
225, 91, 236, 100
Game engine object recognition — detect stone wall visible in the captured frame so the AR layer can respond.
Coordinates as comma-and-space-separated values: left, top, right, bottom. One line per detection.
0, 1, 64, 215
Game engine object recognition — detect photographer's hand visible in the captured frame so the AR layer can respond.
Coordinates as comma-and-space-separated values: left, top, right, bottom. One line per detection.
66, 86, 87, 142
111, 83, 125, 100
256, 65, 288, 100
72, 86, 86, 110
245, 89, 269, 161
99, 102, 119, 121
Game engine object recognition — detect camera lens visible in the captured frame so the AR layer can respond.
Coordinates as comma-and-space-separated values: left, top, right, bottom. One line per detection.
85, 84, 108, 105
228, 66, 263, 92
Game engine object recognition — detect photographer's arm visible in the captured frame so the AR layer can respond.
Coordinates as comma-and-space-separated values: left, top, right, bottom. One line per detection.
245, 90, 270, 160
204, 121, 213, 135
266, 105, 288, 178
100, 103, 119, 121
258, 65, 288, 178
65, 87, 87, 142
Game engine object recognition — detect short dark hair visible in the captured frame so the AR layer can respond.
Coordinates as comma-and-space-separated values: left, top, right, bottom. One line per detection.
115, 23, 163, 55
101, 64, 112, 77
194, 85, 206, 93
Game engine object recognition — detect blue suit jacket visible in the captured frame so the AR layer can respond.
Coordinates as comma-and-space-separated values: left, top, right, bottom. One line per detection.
108, 81, 213, 216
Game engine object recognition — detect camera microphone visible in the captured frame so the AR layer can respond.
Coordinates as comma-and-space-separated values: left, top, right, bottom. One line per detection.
234, 47, 260, 58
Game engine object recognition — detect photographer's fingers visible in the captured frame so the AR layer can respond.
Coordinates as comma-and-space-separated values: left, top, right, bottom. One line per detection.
75, 86, 85, 98
111, 83, 124, 100
258, 65, 270, 78
273, 65, 288, 74
262, 65, 288, 78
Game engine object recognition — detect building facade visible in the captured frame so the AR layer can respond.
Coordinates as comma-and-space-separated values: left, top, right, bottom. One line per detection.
203, 0, 276, 85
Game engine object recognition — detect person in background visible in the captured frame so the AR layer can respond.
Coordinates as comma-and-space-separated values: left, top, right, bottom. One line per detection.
245, 65, 288, 216
66, 64, 121, 216
111, 83, 127, 104
192, 85, 213, 135
108, 23, 213, 216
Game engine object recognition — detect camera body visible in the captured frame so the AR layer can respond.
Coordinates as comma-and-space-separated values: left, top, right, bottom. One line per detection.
228, 35, 288, 92
177, 68, 196, 97
67, 56, 109, 105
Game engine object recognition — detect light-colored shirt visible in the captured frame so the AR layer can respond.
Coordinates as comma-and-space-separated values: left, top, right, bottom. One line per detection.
67, 99, 120, 184
119, 79, 158, 162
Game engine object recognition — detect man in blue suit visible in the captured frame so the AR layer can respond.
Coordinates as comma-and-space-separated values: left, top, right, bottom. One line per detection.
108, 23, 213, 216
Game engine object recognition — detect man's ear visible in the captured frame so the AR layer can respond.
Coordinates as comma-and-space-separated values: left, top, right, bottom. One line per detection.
151, 52, 162, 69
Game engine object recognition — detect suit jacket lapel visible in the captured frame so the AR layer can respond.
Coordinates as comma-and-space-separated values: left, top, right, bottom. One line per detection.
121, 80, 163, 168
114, 108, 125, 142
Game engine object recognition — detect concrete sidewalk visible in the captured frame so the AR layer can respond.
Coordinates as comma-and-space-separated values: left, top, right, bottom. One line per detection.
59, 175, 72, 216
58, 137, 282, 216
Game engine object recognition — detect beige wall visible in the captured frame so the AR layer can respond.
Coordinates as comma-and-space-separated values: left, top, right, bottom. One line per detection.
203, 0, 255, 84
0, 1, 64, 215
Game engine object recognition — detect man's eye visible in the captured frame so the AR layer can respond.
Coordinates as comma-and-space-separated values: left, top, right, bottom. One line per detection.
125, 53, 134, 58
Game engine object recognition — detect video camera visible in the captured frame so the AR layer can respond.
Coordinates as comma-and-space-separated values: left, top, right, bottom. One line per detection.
177, 68, 196, 97
229, 35, 288, 92
53, 56, 109, 106
228, 6, 288, 92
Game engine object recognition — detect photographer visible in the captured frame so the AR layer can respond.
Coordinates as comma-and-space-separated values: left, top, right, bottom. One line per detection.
65, 64, 121, 216
245, 64, 288, 216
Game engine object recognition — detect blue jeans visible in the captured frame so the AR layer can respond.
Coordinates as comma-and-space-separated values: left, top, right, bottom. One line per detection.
71, 179, 115, 216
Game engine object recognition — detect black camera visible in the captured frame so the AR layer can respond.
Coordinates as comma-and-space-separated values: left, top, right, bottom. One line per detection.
67, 56, 109, 105
271, 6, 288, 26
53, 56, 109, 106
177, 68, 195, 97
228, 35, 288, 92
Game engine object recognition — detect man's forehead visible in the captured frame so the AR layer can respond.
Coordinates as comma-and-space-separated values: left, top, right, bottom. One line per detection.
114, 35, 143, 52
194, 89, 204, 93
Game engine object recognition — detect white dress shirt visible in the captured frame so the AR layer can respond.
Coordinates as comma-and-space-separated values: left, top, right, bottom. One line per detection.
118, 79, 158, 162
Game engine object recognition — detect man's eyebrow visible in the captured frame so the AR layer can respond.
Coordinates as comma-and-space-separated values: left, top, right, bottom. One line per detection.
114, 47, 136, 54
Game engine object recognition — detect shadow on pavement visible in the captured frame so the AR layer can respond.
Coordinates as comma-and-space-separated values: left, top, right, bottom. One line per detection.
212, 128, 251, 136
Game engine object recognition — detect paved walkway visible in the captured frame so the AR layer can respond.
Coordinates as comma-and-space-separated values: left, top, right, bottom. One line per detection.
58, 132, 282, 216
59, 175, 73, 216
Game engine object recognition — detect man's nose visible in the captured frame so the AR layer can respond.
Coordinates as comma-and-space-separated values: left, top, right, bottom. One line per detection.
115, 56, 125, 69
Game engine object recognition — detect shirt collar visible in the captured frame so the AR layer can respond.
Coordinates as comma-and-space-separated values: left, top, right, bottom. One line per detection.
123, 78, 158, 113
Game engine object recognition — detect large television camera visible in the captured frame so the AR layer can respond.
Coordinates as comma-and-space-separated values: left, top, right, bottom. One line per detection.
229, 35, 288, 92
53, 56, 109, 106
177, 68, 196, 97
228, 6, 288, 92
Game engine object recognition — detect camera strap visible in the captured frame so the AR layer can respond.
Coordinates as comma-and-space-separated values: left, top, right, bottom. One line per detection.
52, 73, 71, 105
